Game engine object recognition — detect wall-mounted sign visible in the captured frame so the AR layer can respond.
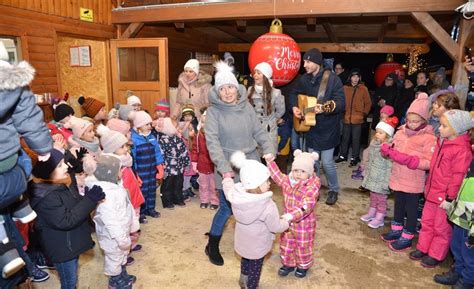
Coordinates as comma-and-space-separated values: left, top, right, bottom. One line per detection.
80, 8, 93, 22
69, 46, 91, 67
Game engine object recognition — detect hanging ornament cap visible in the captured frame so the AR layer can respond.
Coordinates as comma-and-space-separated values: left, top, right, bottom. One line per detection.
386, 53, 394, 62
269, 19, 283, 33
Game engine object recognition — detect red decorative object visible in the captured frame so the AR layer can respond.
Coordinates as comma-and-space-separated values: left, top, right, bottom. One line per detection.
248, 19, 301, 87
374, 54, 405, 87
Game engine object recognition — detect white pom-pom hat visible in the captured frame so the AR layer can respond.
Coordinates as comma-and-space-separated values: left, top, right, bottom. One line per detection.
214, 60, 239, 90
291, 149, 319, 175
230, 151, 270, 190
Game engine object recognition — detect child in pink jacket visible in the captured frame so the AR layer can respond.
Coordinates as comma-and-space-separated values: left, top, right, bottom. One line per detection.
223, 151, 289, 289
267, 149, 320, 278
381, 93, 437, 252
409, 109, 473, 268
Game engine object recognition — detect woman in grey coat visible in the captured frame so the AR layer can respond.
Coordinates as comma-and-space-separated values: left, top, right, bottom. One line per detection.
247, 62, 285, 153
204, 61, 276, 266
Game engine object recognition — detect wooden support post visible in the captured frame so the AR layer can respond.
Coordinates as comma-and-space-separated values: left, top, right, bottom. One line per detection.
387, 16, 398, 30
452, 18, 473, 109
307, 17, 316, 32
378, 22, 387, 43
411, 12, 459, 60
120, 22, 144, 39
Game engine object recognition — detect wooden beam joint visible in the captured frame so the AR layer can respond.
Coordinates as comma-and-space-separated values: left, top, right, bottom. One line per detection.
307, 17, 317, 32
120, 22, 144, 39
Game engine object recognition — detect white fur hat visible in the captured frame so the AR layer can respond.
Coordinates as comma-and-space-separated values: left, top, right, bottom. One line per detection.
291, 150, 319, 175
376, 122, 394, 137
214, 61, 239, 90
184, 59, 200, 75
127, 94, 141, 106
254, 62, 273, 80
231, 151, 270, 190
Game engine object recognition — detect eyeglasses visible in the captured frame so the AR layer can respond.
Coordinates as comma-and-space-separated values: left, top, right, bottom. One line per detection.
406, 119, 422, 124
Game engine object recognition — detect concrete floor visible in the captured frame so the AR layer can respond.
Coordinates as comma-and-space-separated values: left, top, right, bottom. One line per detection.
35, 162, 448, 289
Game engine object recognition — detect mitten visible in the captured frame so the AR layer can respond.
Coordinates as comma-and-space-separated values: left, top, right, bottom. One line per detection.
192, 162, 198, 173
76, 147, 88, 162
84, 185, 105, 203
439, 200, 453, 211
389, 149, 420, 170
281, 213, 293, 222
156, 164, 164, 180
380, 143, 391, 157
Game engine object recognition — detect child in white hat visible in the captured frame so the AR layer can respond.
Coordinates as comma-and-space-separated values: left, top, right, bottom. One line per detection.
265, 149, 320, 278
126, 90, 142, 111
247, 62, 285, 153
222, 151, 289, 289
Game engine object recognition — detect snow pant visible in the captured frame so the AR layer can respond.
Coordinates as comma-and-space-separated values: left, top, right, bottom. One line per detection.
416, 201, 452, 261
452, 225, 474, 284
198, 173, 218, 206
130, 207, 140, 250
392, 190, 421, 234
161, 174, 184, 207
370, 192, 388, 215
138, 169, 157, 216
241, 257, 264, 289
209, 190, 232, 236
280, 219, 316, 269
97, 235, 129, 276
183, 175, 192, 191
340, 123, 362, 159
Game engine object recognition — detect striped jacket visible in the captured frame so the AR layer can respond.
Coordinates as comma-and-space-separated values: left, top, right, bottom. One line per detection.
130, 129, 164, 173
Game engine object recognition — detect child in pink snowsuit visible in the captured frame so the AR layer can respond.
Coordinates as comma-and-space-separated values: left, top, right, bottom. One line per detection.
409, 109, 473, 268
267, 149, 320, 278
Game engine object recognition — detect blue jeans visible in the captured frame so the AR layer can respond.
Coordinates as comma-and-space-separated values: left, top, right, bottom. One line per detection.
309, 148, 340, 192
54, 258, 79, 289
452, 225, 474, 284
290, 129, 301, 152
209, 189, 232, 236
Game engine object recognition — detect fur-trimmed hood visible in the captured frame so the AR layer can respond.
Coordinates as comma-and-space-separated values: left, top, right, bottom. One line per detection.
0, 61, 35, 90
178, 71, 212, 89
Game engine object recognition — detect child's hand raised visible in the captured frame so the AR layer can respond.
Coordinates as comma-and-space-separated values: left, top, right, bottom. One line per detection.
263, 153, 275, 164
281, 213, 293, 223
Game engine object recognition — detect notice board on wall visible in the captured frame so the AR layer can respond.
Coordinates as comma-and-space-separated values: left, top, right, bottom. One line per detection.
69, 46, 91, 67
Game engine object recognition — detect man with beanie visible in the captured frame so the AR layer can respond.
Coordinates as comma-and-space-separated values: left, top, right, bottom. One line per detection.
290, 48, 345, 205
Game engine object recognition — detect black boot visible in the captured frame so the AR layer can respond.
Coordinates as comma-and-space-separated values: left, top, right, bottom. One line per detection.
205, 234, 224, 266
326, 191, 338, 205
434, 267, 459, 285
121, 265, 136, 284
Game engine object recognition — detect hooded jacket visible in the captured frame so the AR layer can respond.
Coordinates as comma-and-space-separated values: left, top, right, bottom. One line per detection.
342, 83, 372, 124
173, 71, 212, 119
190, 130, 214, 174
0, 61, 52, 165
205, 84, 275, 187
28, 181, 96, 263
222, 179, 288, 259
362, 140, 393, 195
424, 133, 472, 204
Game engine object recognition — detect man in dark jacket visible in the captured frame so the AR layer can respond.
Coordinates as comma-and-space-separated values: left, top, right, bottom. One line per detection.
290, 48, 345, 205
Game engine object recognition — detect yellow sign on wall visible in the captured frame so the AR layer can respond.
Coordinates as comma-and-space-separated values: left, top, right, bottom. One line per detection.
80, 8, 93, 22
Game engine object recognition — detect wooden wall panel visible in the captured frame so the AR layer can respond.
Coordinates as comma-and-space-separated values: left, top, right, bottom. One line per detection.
0, 0, 111, 24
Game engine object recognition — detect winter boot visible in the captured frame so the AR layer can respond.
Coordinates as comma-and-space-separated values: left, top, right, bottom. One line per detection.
121, 265, 136, 284
409, 249, 426, 261
205, 234, 224, 266
239, 274, 248, 289
453, 278, 474, 289
360, 208, 376, 222
434, 267, 459, 285
335, 155, 347, 163
278, 265, 295, 277
108, 274, 132, 289
351, 167, 364, 180
0, 242, 26, 279
389, 230, 414, 252
349, 157, 361, 167
421, 255, 441, 268
368, 213, 385, 229
380, 222, 403, 243
31, 265, 50, 282
295, 267, 308, 278
326, 191, 338, 205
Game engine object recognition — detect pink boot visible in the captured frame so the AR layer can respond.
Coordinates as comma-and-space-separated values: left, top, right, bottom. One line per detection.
368, 213, 385, 229
360, 208, 377, 222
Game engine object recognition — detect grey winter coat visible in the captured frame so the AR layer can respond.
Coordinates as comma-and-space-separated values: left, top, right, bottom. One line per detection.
362, 140, 393, 195
0, 61, 52, 164
205, 84, 275, 188
247, 86, 285, 152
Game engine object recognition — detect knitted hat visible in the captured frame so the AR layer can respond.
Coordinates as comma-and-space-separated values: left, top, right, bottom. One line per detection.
407, 92, 430, 120
230, 151, 269, 190
376, 116, 399, 137
78, 96, 105, 118
406, 73, 417, 86
302, 48, 323, 65
224, 52, 234, 64
94, 154, 121, 184
291, 149, 319, 175
254, 62, 273, 80
0, 42, 8, 61
64, 116, 93, 138
182, 103, 195, 117
127, 92, 142, 106
385, 72, 397, 80
155, 99, 170, 112
380, 105, 394, 116
97, 124, 128, 154
443, 109, 474, 135
106, 118, 131, 136
349, 68, 361, 77
435, 67, 446, 78
53, 103, 75, 122
32, 149, 64, 179
184, 59, 200, 75
156, 117, 178, 136
132, 111, 152, 129
214, 61, 239, 90
118, 104, 134, 121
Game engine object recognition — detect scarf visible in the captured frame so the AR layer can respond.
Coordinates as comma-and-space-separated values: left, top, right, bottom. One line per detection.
72, 136, 100, 152
405, 123, 427, 137
118, 153, 133, 168
254, 85, 263, 95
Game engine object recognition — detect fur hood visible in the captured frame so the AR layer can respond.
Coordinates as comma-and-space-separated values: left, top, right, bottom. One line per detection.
0, 61, 35, 90
178, 71, 212, 88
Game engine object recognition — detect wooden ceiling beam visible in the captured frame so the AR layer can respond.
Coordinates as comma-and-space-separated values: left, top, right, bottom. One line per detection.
120, 22, 144, 39
411, 12, 458, 60
307, 17, 317, 32
218, 43, 430, 54
236, 20, 246, 32
322, 23, 338, 43
387, 16, 398, 30
210, 23, 255, 43
112, 0, 464, 24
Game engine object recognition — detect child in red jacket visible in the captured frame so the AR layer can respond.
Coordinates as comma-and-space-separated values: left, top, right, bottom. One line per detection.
191, 107, 219, 209
409, 109, 473, 268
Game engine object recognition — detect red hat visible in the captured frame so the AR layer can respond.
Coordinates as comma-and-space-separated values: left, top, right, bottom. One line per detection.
375, 116, 399, 137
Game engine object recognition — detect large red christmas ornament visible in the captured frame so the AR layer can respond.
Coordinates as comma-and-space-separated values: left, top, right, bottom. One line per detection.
374, 54, 405, 87
248, 19, 301, 87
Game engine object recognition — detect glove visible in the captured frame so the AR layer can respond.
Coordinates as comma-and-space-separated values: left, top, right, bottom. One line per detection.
84, 185, 105, 203
439, 200, 454, 211
37, 153, 51, 162
380, 143, 391, 157
137, 175, 143, 187
467, 236, 474, 248
222, 171, 234, 179
192, 162, 198, 173
381, 144, 420, 170
76, 147, 88, 162
281, 213, 293, 222
156, 164, 164, 180
116, 235, 131, 251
